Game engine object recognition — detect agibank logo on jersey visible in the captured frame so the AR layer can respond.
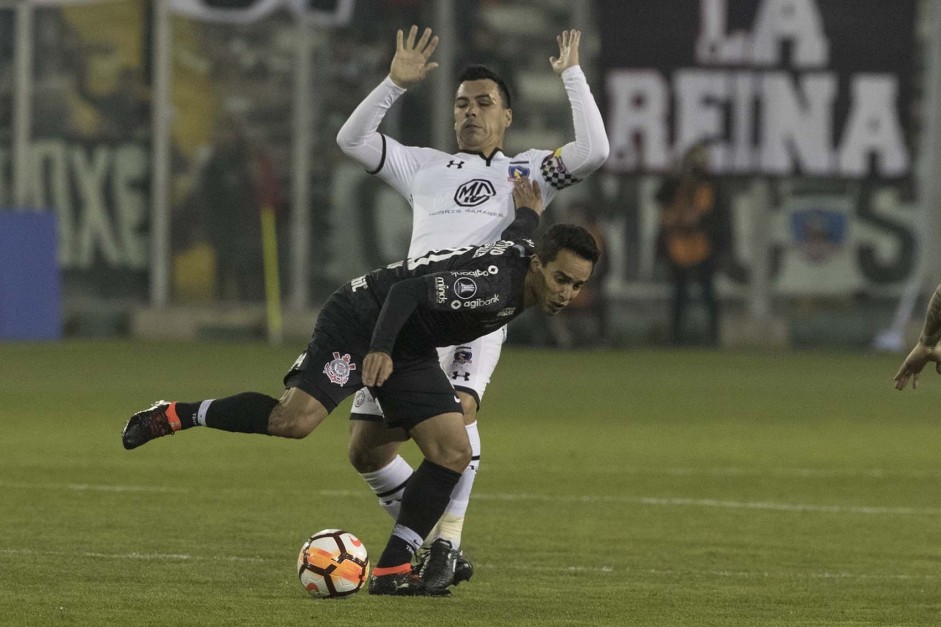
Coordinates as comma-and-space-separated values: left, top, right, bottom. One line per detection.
455, 179, 496, 207
451, 294, 500, 310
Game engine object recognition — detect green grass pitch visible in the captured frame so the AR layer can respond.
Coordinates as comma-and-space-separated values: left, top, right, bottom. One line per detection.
0, 341, 939, 625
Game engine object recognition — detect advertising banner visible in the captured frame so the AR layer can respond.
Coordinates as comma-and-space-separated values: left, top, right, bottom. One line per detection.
600, 0, 917, 180
598, 0, 919, 297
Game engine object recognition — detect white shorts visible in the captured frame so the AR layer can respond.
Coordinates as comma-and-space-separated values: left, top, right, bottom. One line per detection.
350, 325, 507, 417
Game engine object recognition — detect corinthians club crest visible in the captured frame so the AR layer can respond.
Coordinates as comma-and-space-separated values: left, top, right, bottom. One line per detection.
323, 352, 356, 385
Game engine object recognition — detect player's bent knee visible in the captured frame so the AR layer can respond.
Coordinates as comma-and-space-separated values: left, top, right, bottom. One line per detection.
268, 388, 327, 439
458, 397, 478, 425
347, 418, 403, 472
280, 414, 318, 439
409, 411, 472, 472
428, 441, 472, 474
448, 446, 473, 473
268, 407, 315, 438
347, 439, 392, 473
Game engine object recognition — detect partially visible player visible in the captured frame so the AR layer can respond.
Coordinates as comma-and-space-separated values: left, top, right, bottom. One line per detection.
894, 283, 941, 390
336, 25, 608, 587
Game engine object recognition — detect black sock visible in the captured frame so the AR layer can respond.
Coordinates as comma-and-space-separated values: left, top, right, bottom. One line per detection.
172, 402, 201, 429
176, 392, 278, 434
376, 460, 462, 568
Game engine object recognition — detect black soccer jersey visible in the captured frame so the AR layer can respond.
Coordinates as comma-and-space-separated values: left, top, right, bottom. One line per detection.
342, 207, 539, 357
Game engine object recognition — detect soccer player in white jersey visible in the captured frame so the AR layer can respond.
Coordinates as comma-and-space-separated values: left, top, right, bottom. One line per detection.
336, 25, 609, 587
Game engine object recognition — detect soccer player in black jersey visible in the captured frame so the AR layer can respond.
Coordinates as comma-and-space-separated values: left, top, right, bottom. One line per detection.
121, 177, 599, 596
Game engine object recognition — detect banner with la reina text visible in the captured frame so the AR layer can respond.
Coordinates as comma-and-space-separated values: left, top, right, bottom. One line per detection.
599, 0, 917, 180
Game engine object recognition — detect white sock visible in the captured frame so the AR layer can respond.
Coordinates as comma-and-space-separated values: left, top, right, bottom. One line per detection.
195, 399, 214, 426
427, 421, 480, 550
359, 455, 413, 521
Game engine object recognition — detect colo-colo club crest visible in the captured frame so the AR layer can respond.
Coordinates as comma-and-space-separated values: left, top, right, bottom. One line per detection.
323, 352, 356, 385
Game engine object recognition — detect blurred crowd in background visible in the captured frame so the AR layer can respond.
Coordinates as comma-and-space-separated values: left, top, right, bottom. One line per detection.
0, 0, 935, 349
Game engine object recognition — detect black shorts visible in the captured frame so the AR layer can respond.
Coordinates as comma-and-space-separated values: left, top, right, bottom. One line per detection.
283, 290, 462, 432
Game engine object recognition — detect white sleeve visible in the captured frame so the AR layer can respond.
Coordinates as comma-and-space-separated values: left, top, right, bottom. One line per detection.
336, 76, 407, 173
554, 65, 610, 178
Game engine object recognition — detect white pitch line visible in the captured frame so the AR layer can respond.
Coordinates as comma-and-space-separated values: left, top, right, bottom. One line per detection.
629, 567, 938, 582
0, 548, 266, 563
3, 482, 939, 516
473, 493, 941, 516
619, 467, 941, 480
64, 483, 189, 493
488, 563, 939, 581
1, 549, 935, 582
0, 481, 187, 493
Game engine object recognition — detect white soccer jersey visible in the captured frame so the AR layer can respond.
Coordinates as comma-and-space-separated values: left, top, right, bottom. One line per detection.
337, 66, 609, 258
376, 143, 569, 257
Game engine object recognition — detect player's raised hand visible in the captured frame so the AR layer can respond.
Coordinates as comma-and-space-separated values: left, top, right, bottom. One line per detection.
893, 341, 941, 390
363, 351, 393, 387
389, 25, 439, 88
550, 29, 581, 75
512, 176, 543, 216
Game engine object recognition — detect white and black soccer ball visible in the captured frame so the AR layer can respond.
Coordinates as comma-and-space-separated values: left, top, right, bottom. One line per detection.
297, 529, 369, 598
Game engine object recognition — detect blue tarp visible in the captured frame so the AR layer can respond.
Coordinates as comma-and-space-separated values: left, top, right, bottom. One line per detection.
0, 211, 61, 340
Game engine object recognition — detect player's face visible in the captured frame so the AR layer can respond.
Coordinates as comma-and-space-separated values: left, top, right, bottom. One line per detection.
531, 250, 594, 316
454, 79, 512, 153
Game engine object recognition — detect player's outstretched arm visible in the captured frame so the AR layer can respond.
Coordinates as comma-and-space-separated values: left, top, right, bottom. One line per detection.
894, 283, 941, 390
545, 29, 609, 180
389, 25, 439, 89
338, 26, 437, 171
550, 29, 581, 75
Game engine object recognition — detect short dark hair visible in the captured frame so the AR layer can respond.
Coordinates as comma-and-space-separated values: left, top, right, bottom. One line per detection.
536, 224, 600, 265
457, 65, 512, 109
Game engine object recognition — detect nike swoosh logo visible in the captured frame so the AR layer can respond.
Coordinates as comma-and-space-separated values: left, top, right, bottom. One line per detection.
454, 396, 461, 403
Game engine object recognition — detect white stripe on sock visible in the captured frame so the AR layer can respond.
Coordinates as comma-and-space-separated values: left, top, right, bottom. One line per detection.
196, 399, 214, 427
360, 455, 414, 521
392, 524, 423, 553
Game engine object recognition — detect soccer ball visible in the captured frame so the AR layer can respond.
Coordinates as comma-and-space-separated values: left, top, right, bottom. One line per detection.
297, 529, 370, 598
